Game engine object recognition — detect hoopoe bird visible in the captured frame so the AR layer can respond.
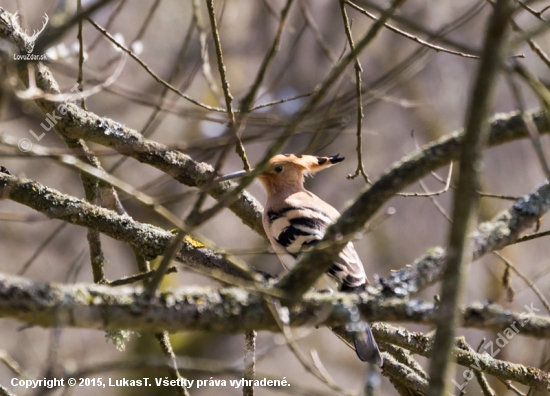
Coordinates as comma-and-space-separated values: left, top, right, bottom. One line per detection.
219, 154, 382, 366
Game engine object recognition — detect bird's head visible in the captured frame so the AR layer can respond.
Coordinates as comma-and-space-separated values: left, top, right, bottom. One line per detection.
217, 154, 345, 197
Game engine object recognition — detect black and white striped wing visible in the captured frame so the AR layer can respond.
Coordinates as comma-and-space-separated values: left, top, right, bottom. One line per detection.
266, 205, 367, 289
333, 242, 368, 290
265, 206, 325, 269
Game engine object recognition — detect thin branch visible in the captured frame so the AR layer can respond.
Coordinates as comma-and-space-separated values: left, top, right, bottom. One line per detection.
76, 0, 86, 110
243, 330, 256, 396
87, 0, 128, 52
241, 0, 295, 113
0, 384, 15, 396
205, 0, 251, 170
398, 162, 453, 197
0, 350, 23, 377
499, 379, 527, 395
352, 0, 482, 56
513, 229, 550, 244
478, 191, 521, 200
249, 92, 311, 111
192, 0, 222, 103
155, 332, 190, 396
344, 0, 480, 59
379, 343, 428, 380
475, 365, 497, 396
17, 222, 67, 276
108, 266, 177, 287
340, 0, 371, 184
493, 251, 550, 314
266, 299, 356, 396
430, 4, 513, 383
380, 353, 429, 394
205, 0, 235, 124
507, 69, 550, 179
145, 230, 187, 298
86, 17, 227, 113
132, 0, 162, 43
299, 0, 336, 63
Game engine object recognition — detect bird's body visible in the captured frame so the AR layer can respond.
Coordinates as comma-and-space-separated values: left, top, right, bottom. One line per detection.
263, 189, 367, 291
219, 153, 382, 366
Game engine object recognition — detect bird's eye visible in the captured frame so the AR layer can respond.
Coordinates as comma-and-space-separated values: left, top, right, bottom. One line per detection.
275, 166, 283, 173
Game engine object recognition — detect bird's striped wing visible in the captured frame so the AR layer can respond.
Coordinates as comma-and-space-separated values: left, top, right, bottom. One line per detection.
334, 242, 368, 290
266, 205, 367, 289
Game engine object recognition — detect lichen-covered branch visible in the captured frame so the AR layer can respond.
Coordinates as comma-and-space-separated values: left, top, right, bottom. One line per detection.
380, 353, 429, 394
1, 273, 549, 390
0, 173, 260, 282
2, 273, 550, 338
374, 323, 550, 391
380, 179, 550, 296
2, 171, 550, 334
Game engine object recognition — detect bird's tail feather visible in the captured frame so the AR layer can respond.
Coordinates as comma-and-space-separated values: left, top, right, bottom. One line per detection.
354, 324, 383, 366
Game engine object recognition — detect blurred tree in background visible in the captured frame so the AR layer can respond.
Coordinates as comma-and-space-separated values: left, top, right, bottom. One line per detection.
1, 0, 550, 395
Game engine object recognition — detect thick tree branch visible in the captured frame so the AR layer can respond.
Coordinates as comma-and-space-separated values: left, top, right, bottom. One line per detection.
0, 173, 262, 282
1, 273, 550, 338
1, 272, 549, 390
380, 179, 550, 296
373, 323, 550, 391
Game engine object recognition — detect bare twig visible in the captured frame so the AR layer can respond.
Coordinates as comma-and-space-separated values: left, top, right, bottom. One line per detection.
205, 0, 235, 124
192, 0, 222, 103
513, 229, 550, 244
33, 0, 117, 54
108, 266, 177, 287
17, 222, 67, 276
299, 0, 336, 63
493, 251, 550, 314
478, 191, 521, 200
266, 299, 356, 396
0, 350, 23, 377
76, 0, 86, 110
398, 162, 453, 197
87, 0, 128, 52
344, 0, 480, 59
340, 0, 371, 184
507, 69, 550, 179
86, 17, 227, 112
243, 330, 256, 396
155, 332, 190, 396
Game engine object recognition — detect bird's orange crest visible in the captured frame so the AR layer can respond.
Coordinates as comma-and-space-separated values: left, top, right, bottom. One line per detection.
258, 154, 344, 197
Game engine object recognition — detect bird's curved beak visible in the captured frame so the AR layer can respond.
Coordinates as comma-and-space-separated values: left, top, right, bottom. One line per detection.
215, 169, 249, 182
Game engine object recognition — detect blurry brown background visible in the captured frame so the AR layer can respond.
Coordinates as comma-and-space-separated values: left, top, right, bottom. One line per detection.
0, 0, 549, 395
